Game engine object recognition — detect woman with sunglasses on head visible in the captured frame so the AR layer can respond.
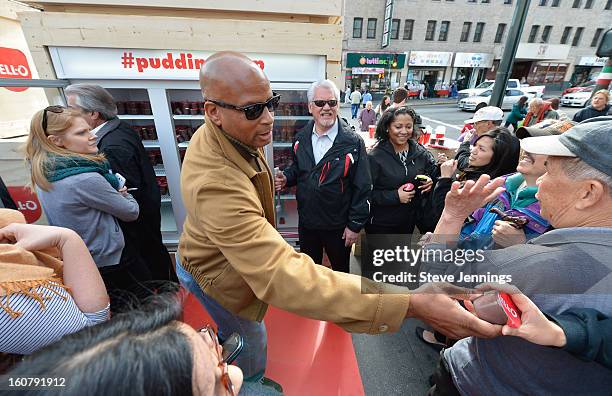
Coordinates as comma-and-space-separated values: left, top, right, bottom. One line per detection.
366, 106, 438, 235
25, 106, 147, 312
6, 292, 253, 396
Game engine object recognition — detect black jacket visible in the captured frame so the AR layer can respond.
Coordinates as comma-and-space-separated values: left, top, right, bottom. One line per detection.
284, 118, 371, 232
548, 308, 612, 370
573, 104, 612, 123
0, 176, 17, 210
431, 170, 484, 223
368, 139, 438, 229
97, 119, 173, 280
455, 140, 472, 171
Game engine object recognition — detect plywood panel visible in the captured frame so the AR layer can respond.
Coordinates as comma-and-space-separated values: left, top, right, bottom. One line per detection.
18, 11, 343, 62
37, 5, 316, 22
23, 0, 342, 17
326, 61, 342, 90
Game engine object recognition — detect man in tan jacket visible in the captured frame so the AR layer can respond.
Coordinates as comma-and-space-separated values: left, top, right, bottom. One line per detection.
177, 51, 499, 387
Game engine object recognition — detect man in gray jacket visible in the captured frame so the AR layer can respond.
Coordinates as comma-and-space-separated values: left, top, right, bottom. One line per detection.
422, 119, 612, 394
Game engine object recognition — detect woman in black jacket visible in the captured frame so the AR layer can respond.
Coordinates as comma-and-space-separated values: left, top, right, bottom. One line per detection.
366, 106, 438, 234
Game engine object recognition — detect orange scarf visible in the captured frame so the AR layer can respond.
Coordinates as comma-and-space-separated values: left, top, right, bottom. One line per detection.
523, 102, 552, 126
0, 209, 67, 319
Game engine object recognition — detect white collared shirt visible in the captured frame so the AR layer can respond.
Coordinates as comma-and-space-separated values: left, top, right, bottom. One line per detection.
311, 120, 338, 164
90, 121, 108, 137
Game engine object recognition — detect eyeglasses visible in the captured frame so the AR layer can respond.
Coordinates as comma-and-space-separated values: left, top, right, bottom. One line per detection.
312, 99, 338, 108
42, 105, 65, 134
199, 325, 235, 396
206, 93, 281, 120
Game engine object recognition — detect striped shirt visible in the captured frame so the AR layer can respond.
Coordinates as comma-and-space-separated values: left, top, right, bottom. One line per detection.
0, 285, 110, 354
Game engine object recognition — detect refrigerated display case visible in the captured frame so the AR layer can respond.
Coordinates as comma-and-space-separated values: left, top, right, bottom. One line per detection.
49, 47, 325, 248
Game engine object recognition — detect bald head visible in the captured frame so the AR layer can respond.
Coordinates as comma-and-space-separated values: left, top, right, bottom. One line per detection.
199, 51, 275, 148
200, 51, 269, 104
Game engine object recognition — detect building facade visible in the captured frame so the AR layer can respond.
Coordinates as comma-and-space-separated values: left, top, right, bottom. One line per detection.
343, 0, 611, 94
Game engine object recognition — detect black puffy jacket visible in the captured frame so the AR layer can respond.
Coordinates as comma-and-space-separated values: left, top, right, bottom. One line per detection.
367, 139, 438, 229
573, 104, 612, 123
284, 118, 371, 232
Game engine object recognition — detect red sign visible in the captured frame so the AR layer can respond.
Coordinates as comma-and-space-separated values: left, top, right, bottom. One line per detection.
120, 51, 265, 74
0, 47, 32, 92
7, 186, 42, 223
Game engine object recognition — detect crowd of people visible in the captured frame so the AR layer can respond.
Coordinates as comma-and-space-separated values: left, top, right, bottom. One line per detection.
1, 50, 611, 395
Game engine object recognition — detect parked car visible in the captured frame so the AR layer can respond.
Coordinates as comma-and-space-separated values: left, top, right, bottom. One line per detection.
561, 80, 596, 97
561, 87, 595, 107
458, 89, 535, 112
457, 79, 545, 101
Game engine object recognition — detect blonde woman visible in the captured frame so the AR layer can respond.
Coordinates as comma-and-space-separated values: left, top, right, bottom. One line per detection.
25, 106, 150, 311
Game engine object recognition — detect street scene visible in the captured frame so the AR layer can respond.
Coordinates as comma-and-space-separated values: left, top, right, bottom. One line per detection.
1, 0, 611, 395
341, 102, 584, 139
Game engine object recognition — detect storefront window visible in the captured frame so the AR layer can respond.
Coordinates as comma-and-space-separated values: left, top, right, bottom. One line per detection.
529, 62, 568, 85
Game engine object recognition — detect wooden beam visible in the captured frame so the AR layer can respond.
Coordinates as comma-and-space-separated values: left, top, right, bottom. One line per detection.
21, 0, 342, 17
18, 11, 343, 62
36, 4, 317, 22
0, 0, 38, 20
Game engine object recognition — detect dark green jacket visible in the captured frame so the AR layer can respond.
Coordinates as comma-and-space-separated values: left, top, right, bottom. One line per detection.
548, 308, 612, 370
505, 103, 527, 126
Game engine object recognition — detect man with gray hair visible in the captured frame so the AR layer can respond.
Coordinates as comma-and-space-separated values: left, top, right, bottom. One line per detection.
275, 79, 371, 273
65, 84, 175, 288
422, 118, 612, 395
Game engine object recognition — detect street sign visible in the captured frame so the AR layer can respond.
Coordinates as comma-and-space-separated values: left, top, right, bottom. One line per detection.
381, 0, 394, 48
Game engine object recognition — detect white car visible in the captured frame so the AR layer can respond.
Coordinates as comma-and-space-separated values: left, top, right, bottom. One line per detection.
457, 79, 545, 101
458, 89, 535, 112
561, 88, 594, 107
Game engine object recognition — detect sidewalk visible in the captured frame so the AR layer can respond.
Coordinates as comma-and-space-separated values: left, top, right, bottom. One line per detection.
341, 97, 457, 108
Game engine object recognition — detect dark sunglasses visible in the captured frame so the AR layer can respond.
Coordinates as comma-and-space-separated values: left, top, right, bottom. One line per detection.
42, 105, 65, 134
206, 93, 281, 120
198, 325, 235, 396
312, 99, 338, 108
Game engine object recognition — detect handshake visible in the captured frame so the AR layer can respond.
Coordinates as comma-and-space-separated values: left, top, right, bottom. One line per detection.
410, 282, 566, 349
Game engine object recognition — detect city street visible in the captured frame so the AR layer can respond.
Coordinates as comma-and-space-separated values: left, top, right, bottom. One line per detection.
341, 102, 582, 140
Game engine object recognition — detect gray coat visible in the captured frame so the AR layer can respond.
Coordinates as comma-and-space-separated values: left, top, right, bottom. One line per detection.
37, 172, 139, 267
422, 227, 612, 395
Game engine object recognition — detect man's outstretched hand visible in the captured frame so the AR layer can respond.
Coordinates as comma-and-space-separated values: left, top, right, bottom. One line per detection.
406, 282, 502, 339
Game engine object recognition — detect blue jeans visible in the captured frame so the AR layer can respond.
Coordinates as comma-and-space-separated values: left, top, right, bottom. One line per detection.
175, 257, 267, 382
351, 103, 359, 119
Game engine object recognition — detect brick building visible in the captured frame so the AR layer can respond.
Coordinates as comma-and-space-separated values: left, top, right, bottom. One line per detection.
343, 0, 611, 93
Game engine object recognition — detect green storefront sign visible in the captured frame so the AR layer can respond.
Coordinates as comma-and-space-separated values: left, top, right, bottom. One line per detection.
346, 53, 406, 69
